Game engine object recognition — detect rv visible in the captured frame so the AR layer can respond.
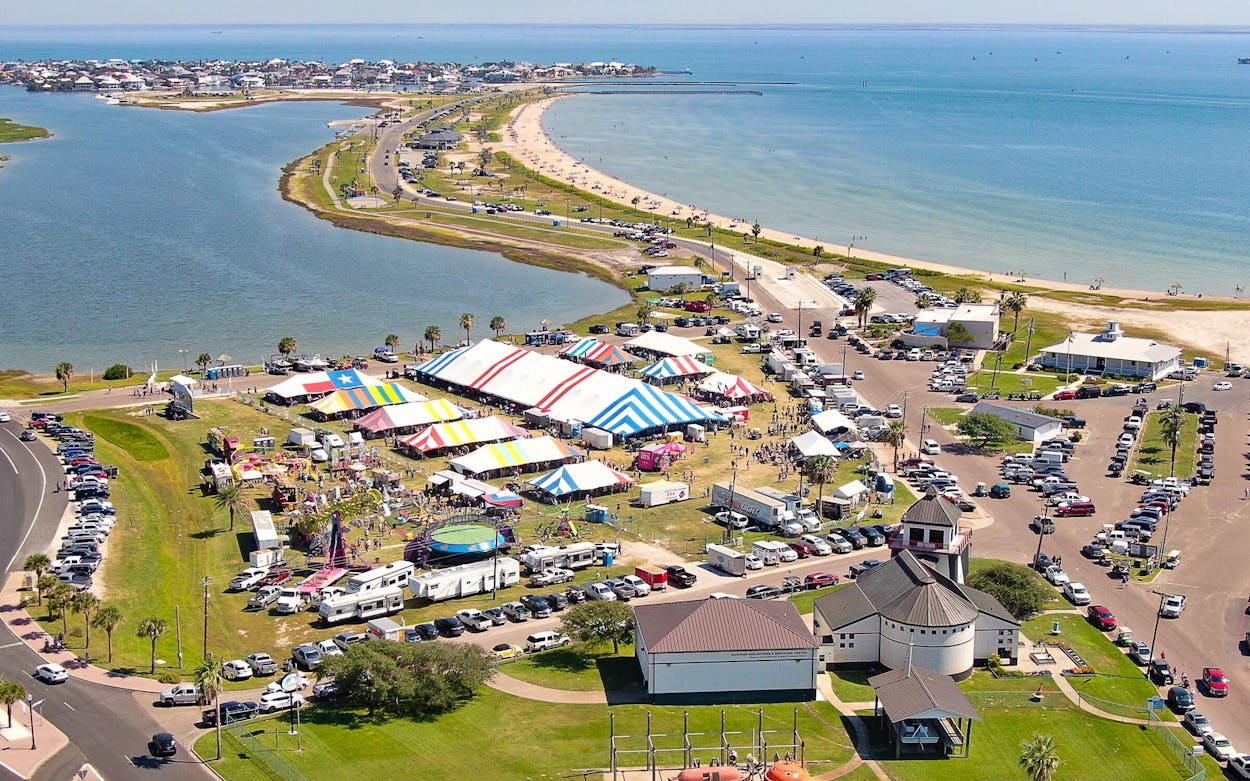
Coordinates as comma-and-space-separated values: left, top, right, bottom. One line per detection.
519, 542, 597, 573
344, 561, 415, 594
407, 558, 522, 602
318, 586, 405, 625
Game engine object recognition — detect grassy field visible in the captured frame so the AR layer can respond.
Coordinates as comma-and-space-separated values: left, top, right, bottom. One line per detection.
0, 368, 194, 401
1130, 410, 1199, 480
788, 584, 846, 616
927, 407, 964, 426
500, 642, 641, 691
196, 687, 856, 781
827, 669, 878, 703
965, 370, 1064, 397
1022, 614, 1163, 713
0, 117, 49, 143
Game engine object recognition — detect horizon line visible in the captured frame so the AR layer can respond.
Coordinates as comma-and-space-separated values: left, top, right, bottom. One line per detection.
2, 22, 1249, 32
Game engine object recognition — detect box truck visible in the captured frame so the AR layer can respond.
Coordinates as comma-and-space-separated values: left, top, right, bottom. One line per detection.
407, 558, 521, 602
706, 543, 748, 577
519, 542, 597, 573
637, 480, 690, 507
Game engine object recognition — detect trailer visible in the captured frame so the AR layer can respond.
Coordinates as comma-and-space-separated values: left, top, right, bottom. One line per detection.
519, 542, 597, 573
285, 427, 317, 448
317, 586, 405, 625
407, 558, 521, 602
706, 543, 747, 577
711, 483, 789, 527
366, 617, 404, 642
343, 560, 415, 595
634, 565, 668, 591
637, 480, 690, 507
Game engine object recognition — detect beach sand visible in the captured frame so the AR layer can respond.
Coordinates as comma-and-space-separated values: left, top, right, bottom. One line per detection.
499, 94, 1250, 359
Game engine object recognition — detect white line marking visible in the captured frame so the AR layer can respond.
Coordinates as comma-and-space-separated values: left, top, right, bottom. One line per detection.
124, 754, 135, 766
0, 440, 18, 476
0, 641, 23, 649
4, 429, 49, 571
63, 701, 75, 711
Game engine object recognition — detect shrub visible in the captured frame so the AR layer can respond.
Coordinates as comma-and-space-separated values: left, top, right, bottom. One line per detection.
103, 364, 132, 381
157, 672, 182, 684
967, 562, 1051, 618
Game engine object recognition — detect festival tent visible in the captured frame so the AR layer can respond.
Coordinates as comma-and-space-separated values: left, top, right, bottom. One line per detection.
352, 398, 462, 435
639, 355, 713, 383
308, 383, 427, 418
526, 460, 635, 501
789, 430, 840, 458
811, 409, 859, 438
559, 337, 639, 368
637, 441, 686, 471
482, 488, 524, 508
624, 330, 713, 358
696, 371, 773, 402
448, 435, 583, 476
413, 339, 722, 437
266, 369, 383, 404
398, 416, 529, 455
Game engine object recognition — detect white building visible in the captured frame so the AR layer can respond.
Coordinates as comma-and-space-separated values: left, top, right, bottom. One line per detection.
1038, 321, 1180, 380
969, 402, 1063, 444
634, 598, 819, 704
646, 266, 705, 293
905, 303, 1000, 351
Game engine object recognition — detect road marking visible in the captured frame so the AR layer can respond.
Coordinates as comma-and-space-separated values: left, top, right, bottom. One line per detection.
0, 641, 23, 649
63, 701, 75, 711
124, 754, 135, 767
4, 428, 49, 571
0, 438, 18, 475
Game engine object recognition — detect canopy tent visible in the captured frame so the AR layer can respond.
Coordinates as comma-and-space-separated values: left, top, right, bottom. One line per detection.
834, 479, 869, 501
352, 398, 462, 435
559, 337, 639, 368
309, 383, 427, 418
266, 369, 383, 403
696, 371, 773, 402
526, 460, 635, 501
398, 416, 528, 455
169, 374, 199, 389
413, 339, 723, 437
624, 330, 712, 358
448, 435, 583, 476
639, 355, 713, 383
789, 430, 840, 458
811, 409, 860, 437
482, 488, 524, 508
637, 441, 686, 471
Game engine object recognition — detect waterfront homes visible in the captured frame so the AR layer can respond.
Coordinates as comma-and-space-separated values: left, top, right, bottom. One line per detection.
1037, 321, 1181, 380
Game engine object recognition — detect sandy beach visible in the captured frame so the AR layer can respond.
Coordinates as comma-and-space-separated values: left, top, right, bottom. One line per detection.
500, 94, 1250, 359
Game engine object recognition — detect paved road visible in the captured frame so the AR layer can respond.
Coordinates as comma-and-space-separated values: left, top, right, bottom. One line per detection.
0, 423, 212, 780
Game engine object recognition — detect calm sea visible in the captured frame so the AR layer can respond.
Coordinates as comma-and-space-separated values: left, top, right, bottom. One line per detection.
1, 25, 1248, 372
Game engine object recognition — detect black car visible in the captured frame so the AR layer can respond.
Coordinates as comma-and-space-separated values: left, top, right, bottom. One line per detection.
434, 616, 465, 637
1149, 658, 1175, 685
149, 732, 177, 758
414, 622, 440, 641
840, 527, 867, 549
20, 429, 36, 441
1133, 381, 1158, 393
1075, 386, 1102, 399
589, 324, 610, 335
520, 595, 552, 618
543, 592, 568, 611
745, 585, 782, 600
1168, 685, 1195, 713
862, 526, 887, 546
665, 565, 697, 587
203, 700, 259, 726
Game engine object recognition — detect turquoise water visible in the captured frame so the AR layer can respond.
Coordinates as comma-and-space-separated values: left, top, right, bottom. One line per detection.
0, 89, 625, 373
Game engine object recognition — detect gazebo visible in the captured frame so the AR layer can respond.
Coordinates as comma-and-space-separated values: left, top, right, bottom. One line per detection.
869, 666, 980, 758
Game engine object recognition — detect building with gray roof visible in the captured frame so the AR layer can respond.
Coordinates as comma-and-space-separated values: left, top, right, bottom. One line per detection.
1038, 320, 1181, 380
969, 401, 1062, 444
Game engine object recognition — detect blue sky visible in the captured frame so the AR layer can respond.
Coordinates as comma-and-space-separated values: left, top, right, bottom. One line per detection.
9, 0, 1250, 26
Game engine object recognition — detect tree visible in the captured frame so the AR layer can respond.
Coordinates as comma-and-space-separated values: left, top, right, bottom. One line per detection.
967, 562, 1051, 618
392, 185, 403, 202
882, 421, 908, 469
136, 617, 169, 675
630, 195, 641, 214
560, 601, 635, 653
812, 245, 825, 258
459, 312, 476, 345
751, 222, 762, 242
385, 333, 400, 351
489, 316, 506, 338
103, 364, 132, 381
953, 286, 983, 304
1158, 407, 1186, 477
956, 412, 1018, 447
54, 362, 74, 393
0, 680, 25, 728
946, 322, 974, 348
853, 287, 878, 328
1019, 734, 1062, 781
213, 483, 249, 532
803, 456, 835, 503
23, 554, 50, 604
48, 583, 75, 636
196, 353, 212, 374
194, 656, 226, 761
636, 302, 654, 324
424, 325, 443, 353
92, 606, 124, 663
277, 337, 298, 356
70, 592, 100, 652
36, 574, 58, 609
671, 282, 690, 300
319, 641, 492, 718
478, 147, 494, 167
916, 293, 934, 310
1002, 291, 1029, 332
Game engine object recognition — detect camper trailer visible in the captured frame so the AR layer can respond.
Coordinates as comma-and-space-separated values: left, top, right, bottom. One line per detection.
317, 586, 405, 625
344, 561, 415, 594
519, 542, 597, 573
407, 558, 522, 602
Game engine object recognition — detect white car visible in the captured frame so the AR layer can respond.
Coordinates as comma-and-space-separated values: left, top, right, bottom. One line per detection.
766, 313, 784, 323
1063, 582, 1091, 605
1228, 753, 1250, 779
852, 370, 865, 381
258, 691, 305, 713
0, 411, 11, 423
309, 448, 329, 463
1123, 416, 1143, 430
708, 592, 740, 599
921, 439, 941, 455
620, 574, 651, 596
1044, 565, 1070, 586
885, 404, 903, 418
316, 639, 344, 657
33, 662, 68, 684
221, 660, 253, 681
744, 554, 764, 570
1204, 733, 1236, 762
1213, 381, 1233, 391
800, 535, 833, 556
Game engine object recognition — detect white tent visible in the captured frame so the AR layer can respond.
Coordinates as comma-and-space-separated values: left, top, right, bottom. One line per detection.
624, 330, 712, 358
266, 369, 383, 401
448, 435, 582, 476
834, 479, 869, 501
811, 409, 859, 436
789, 430, 839, 458
526, 461, 635, 499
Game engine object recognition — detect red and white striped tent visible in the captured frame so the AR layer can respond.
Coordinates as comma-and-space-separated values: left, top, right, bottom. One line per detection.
696, 371, 774, 403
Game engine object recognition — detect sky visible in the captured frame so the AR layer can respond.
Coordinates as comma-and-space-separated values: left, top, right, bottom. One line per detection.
7, 0, 1250, 26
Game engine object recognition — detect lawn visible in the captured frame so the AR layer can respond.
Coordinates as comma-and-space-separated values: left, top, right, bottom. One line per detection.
1022, 614, 1163, 714
196, 687, 856, 781
0, 117, 49, 143
500, 642, 642, 691
926, 407, 964, 426
827, 669, 879, 704
1130, 410, 1199, 480
81, 415, 170, 461
965, 370, 1064, 397
788, 584, 847, 616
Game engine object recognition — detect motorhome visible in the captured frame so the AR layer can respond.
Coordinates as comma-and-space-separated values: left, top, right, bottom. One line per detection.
407, 558, 521, 602
518, 542, 597, 573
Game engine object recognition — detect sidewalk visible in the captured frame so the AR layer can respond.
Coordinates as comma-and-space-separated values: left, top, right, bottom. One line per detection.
488, 670, 646, 705
0, 708, 69, 780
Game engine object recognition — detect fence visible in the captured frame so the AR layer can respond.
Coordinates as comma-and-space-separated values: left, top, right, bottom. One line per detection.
1147, 709, 1207, 781
224, 722, 307, 781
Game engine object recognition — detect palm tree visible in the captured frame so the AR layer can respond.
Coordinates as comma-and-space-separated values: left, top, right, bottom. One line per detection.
882, 420, 908, 469
70, 592, 100, 653
630, 195, 641, 214
1158, 407, 1186, 477
384, 334, 400, 352
213, 483, 249, 532
953, 286, 983, 304
1019, 734, 1062, 781
36, 574, 58, 609
48, 583, 75, 636
22, 554, 50, 604
54, 362, 74, 393
804, 456, 836, 504
0, 680, 25, 728
424, 325, 443, 353
916, 293, 934, 310
195, 656, 227, 761
636, 302, 654, 324
92, 606, 124, 663
196, 353, 213, 374
277, 337, 298, 356
853, 287, 878, 328
489, 316, 506, 338
1002, 291, 1029, 332
671, 282, 690, 301
459, 313, 476, 345
751, 222, 762, 242
136, 617, 169, 675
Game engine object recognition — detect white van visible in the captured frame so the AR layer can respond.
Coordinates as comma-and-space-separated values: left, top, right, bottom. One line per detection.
753, 540, 797, 565
524, 631, 571, 653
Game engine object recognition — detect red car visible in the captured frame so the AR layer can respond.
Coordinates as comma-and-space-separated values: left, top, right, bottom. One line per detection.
804, 572, 840, 588
1053, 389, 1078, 400
788, 541, 813, 559
1202, 667, 1230, 697
1087, 605, 1116, 631
1055, 501, 1096, 517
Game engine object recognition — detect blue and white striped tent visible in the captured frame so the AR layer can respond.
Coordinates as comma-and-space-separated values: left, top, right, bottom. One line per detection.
527, 461, 635, 500
587, 384, 723, 437
639, 355, 712, 382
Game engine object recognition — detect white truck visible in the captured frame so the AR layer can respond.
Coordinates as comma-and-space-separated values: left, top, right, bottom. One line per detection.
706, 543, 748, 577
713, 483, 803, 535
274, 586, 309, 614
519, 542, 596, 573
159, 683, 203, 707
753, 540, 798, 564
317, 586, 405, 625
407, 558, 521, 602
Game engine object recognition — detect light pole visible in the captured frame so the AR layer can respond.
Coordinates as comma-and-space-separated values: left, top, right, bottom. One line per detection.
1148, 590, 1173, 665
26, 693, 36, 749
1032, 495, 1050, 568
179, 348, 188, 373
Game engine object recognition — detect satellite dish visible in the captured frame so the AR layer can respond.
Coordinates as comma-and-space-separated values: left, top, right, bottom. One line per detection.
280, 672, 302, 692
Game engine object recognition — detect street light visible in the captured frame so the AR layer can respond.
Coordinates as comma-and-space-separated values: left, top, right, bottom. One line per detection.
26, 693, 35, 749
178, 348, 188, 373
796, 300, 818, 343
1148, 590, 1176, 671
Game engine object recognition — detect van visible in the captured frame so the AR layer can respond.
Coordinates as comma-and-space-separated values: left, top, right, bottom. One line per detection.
524, 631, 571, 653
751, 541, 781, 566
715, 510, 749, 530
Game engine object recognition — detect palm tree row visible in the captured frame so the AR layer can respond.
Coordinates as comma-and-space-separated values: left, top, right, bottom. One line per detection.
24, 555, 128, 663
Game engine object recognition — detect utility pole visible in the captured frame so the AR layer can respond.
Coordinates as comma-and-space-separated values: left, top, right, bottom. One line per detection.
1148, 590, 1172, 665
724, 464, 738, 545
175, 605, 183, 669
1024, 319, 1035, 364
919, 406, 929, 438
901, 390, 909, 423
201, 576, 210, 660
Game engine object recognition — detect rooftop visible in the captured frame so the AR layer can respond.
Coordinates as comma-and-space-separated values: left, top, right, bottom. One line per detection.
636, 598, 818, 654
970, 402, 1061, 430
870, 665, 980, 722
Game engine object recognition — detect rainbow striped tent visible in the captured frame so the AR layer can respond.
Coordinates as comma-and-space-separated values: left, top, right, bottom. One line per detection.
448, 435, 582, 476
352, 398, 464, 435
308, 382, 426, 417
398, 416, 529, 455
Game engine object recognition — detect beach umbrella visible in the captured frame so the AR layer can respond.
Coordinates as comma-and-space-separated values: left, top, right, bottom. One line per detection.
217, 354, 232, 363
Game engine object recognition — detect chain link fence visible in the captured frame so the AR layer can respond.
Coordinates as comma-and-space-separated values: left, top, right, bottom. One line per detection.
223, 723, 307, 781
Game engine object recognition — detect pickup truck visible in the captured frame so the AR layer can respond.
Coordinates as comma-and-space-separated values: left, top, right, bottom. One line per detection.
245, 653, 279, 676
229, 567, 269, 591
256, 568, 294, 589
456, 609, 492, 632
1159, 594, 1187, 618
274, 587, 308, 614
246, 585, 283, 611
159, 683, 203, 706
665, 565, 697, 588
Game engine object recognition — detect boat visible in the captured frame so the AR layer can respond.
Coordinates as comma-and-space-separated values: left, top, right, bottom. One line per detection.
1239, 57, 1250, 65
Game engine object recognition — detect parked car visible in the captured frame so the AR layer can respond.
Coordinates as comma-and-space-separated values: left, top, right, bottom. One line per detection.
257, 691, 304, 714
1169, 685, 1196, 713
745, 585, 782, 600
1184, 711, 1213, 736
159, 683, 203, 706
1044, 565, 1069, 585
203, 700, 259, 726
804, 572, 839, 588
291, 644, 323, 671
1128, 642, 1152, 666
434, 616, 466, 637
1086, 605, 1116, 631
245, 653, 278, 676
412, 623, 439, 642
665, 565, 697, 587
491, 643, 523, 660
221, 660, 253, 680
1149, 658, 1175, 685
1204, 733, 1236, 762
1062, 582, 1092, 605
332, 632, 367, 652
1159, 594, 1187, 618
1229, 755, 1250, 779
502, 601, 532, 621
530, 568, 574, 587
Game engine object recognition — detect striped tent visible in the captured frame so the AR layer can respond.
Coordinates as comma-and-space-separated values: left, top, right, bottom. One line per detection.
639, 355, 712, 383
697, 371, 773, 402
559, 337, 639, 368
353, 398, 464, 436
307, 382, 426, 417
586, 385, 719, 436
448, 435, 583, 476
527, 461, 635, 501
398, 416, 529, 455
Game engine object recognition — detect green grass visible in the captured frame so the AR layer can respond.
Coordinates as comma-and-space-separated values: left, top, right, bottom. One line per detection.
1130, 410, 1199, 480
827, 669, 879, 703
1022, 615, 1163, 712
196, 687, 856, 780
966, 370, 1064, 397
0, 118, 49, 143
927, 407, 964, 426
500, 642, 641, 691
788, 584, 847, 616
0, 368, 191, 400
81, 415, 170, 461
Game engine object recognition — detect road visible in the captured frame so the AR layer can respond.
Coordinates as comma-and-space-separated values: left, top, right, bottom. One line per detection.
0, 421, 212, 780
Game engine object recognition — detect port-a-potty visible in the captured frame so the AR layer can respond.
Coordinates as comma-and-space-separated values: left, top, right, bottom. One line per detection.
602, 551, 615, 567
